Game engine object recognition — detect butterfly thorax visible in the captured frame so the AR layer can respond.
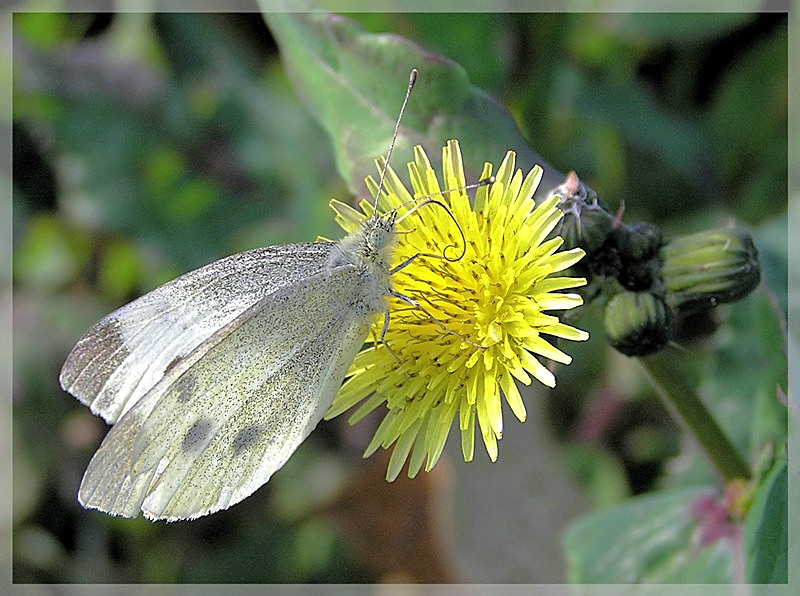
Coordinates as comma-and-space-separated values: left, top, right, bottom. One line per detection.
328, 213, 396, 317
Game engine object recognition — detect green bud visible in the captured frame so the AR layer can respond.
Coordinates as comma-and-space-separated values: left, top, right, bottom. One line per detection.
659, 228, 761, 314
616, 222, 663, 262
618, 258, 660, 291
559, 203, 614, 254
604, 291, 674, 356
550, 171, 614, 254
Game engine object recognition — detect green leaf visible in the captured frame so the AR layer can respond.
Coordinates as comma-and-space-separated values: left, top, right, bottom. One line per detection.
262, 7, 564, 198
563, 487, 734, 583
744, 446, 787, 583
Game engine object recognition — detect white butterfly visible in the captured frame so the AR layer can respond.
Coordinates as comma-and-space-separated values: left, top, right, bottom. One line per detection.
60, 70, 421, 522
61, 214, 398, 521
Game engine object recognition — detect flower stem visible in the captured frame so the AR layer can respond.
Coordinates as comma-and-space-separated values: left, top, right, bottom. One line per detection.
638, 348, 751, 481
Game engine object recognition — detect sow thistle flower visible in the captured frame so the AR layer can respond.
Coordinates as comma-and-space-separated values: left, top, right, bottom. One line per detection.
326, 140, 589, 481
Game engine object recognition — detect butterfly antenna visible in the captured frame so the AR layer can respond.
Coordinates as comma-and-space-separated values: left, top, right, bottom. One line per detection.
373, 68, 418, 213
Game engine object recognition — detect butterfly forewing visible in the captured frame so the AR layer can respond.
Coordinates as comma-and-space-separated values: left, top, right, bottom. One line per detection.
60, 243, 335, 424
77, 265, 373, 521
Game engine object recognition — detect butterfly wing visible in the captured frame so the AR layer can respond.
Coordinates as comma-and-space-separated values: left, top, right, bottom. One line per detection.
77, 265, 372, 521
60, 242, 335, 424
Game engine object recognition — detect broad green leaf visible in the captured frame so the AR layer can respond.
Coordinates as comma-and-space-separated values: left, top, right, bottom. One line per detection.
563, 487, 734, 583
744, 446, 788, 583
262, 6, 564, 199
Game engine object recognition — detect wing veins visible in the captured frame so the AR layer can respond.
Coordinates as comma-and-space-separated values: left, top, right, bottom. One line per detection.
71, 266, 245, 391
65, 243, 337, 421
108, 264, 357, 479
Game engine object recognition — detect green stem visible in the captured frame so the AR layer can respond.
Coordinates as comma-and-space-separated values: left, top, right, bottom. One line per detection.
638, 349, 751, 481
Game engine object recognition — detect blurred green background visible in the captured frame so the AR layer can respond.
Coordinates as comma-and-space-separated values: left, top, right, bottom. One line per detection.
12, 9, 787, 584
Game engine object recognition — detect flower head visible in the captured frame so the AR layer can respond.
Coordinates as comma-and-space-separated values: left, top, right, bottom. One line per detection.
325, 140, 589, 480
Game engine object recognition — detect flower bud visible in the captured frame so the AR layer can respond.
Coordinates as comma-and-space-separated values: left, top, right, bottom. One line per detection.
616, 222, 663, 262
618, 259, 659, 291
603, 291, 674, 356
549, 171, 613, 254
659, 228, 761, 314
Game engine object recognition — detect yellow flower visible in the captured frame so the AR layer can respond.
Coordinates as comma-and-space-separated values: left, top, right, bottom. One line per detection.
325, 140, 589, 481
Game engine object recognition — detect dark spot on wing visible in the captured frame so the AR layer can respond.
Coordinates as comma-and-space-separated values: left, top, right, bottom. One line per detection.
182, 418, 213, 453
175, 374, 197, 402
232, 424, 263, 456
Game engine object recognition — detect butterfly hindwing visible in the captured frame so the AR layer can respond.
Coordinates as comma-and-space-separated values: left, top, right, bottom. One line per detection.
77, 265, 372, 521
